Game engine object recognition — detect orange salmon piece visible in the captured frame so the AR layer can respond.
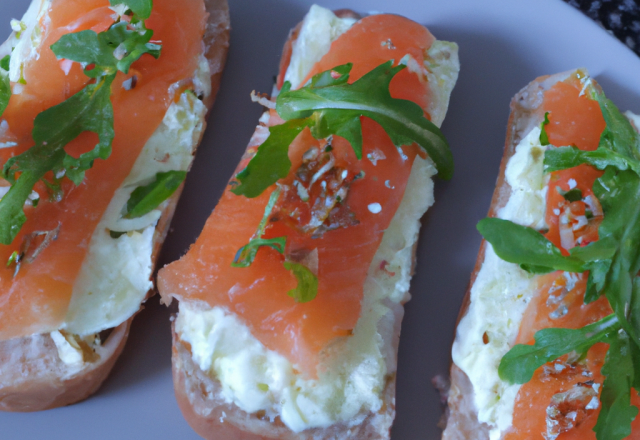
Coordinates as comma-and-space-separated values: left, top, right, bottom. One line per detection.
544, 165, 602, 251
505, 75, 639, 439
158, 14, 436, 376
0, 0, 206, 339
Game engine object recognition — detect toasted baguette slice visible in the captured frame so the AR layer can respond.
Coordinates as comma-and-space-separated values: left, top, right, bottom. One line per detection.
160, 6, 459, 439
0, 0, 229, 412
443, 71, 638, 439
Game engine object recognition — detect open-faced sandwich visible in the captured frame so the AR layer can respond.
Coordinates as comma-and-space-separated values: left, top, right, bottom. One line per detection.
445, 70, 640, 440
158, 4, 459, 439
0, 0, 229, 411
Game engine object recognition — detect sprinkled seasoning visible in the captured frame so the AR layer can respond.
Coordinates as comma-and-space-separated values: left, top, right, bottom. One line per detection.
366, 148, 386, 166
122, 75, 138, 90
380, 38, 396, 49
396, 146, 408, 161
368, 203, 382, 214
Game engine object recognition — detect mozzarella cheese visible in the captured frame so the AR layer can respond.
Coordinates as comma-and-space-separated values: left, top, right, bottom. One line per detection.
175, 4, 459, 432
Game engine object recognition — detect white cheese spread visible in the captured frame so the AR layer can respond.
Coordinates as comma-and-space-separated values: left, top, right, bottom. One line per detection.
63, 89, 207, 335
50, 330, 85, 367
452, 126, 550, 439
283, 5, 357, 90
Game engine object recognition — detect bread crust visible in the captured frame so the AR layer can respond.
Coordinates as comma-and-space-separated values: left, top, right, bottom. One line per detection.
173, 324, 398, 440
0, 0, 230, 412
0, 321, 130, 412
442, 71, 580, 439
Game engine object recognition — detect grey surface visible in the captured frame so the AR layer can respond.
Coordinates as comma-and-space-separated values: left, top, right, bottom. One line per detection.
1, 0, 640, 439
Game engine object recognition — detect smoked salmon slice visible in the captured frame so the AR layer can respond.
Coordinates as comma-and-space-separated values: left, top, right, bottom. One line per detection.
158, 12, 450, 377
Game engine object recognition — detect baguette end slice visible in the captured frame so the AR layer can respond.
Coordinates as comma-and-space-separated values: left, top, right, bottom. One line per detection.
0, 0, 230, 412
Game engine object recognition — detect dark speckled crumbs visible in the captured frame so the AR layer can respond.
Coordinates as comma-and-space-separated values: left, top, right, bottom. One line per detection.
563, 0, 640, 56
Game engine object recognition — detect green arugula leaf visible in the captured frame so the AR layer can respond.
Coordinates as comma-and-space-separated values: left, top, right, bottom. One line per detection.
253, 186, 282, 236
0, 54, 10, 117
498, 314, 620, 384
545, 144, 640, 175
51, 21, 160, 78
124, 170, 186, 219
0, 55, 9, 71
540, 111, 550, 146
232, 119, 312, 198
110, 0, 153, 20
231, 187, 287, 267
232, 237, 286, 268
593, 330, 639, 440
569, 235, 617, 263
597, 91, 640, 163
584, 260, 612, 303
483, 169, 640, 342
631, 334, 640, 391
232, 61, 453, 198
590, 169, 640, 344
631, 278, 640, 355
570, 237, 617, 303
0, 76, 115, 244
284, 261, 318, 303
278, 61, 452, 176
311, 109, 363, 159
545, 91, 640, 175
476, 218, 585, 273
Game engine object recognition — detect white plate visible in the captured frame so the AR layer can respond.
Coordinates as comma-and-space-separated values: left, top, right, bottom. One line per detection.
0, 0, 639, 439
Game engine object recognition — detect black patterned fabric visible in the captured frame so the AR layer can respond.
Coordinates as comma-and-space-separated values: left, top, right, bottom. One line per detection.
563, 0, 640, 56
